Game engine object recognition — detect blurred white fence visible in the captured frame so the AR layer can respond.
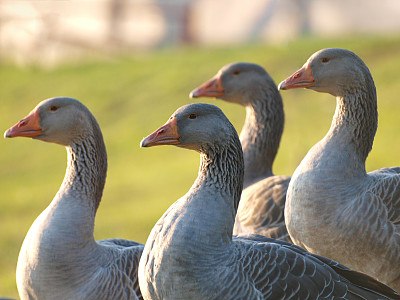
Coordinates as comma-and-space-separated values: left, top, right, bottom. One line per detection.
1, 0, 400, 64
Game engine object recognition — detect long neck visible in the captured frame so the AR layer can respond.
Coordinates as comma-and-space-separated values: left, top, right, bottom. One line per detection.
197, 138, 244, 213
174, 136, 244, 247
240, 87, 284, 186
141, 135, 243, 299
52, 117, 107, 242
61, 130, 107, 214
22, 117, 108, 268
327, 79, 377, 164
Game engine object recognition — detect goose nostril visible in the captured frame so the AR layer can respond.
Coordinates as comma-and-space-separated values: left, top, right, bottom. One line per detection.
18, 120, 27, 128
156, 129, 165, 136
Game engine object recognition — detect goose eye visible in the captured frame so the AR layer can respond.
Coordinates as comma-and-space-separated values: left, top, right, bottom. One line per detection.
321, 57, 330, 63
50, 105, 59, 111
188, 113, 197, 120
232, 70, 240, 75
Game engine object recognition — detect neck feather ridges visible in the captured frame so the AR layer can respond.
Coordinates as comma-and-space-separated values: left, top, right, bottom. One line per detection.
197, 136, 244, 213
330, 81, 377, 163
240, 87, 284, 186
62, 120, 107, 214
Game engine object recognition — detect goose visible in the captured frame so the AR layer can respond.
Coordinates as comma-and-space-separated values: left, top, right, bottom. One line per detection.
190, 62, 291, 242
4, 97, 144, 300
138, 102, 399, 299
278, 48, 400, 291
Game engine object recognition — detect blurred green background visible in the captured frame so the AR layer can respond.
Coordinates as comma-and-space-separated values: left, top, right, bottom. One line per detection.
1, 35, 400, 297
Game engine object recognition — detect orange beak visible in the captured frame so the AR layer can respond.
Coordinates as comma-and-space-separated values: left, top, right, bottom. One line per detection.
190, 73, 225, 98
278, 63, 315, 90
4, 108, 42, 138
140, 117, 181, 147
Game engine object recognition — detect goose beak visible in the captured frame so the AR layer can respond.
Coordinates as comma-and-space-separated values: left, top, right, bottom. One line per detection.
189, 74, 224, 98
4, 108, 42, 138
140, 117, 181, 147
278, 63, 315, 90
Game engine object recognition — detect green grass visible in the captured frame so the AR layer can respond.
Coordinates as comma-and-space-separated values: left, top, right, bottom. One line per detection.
2, 35, 400, 297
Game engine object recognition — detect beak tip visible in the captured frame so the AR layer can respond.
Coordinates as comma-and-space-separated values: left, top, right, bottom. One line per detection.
278, 81, 286, 91
140, 137, 152, 148
4, 129, 11, 139
140, 139, 146, 148
189, 90, 197, 99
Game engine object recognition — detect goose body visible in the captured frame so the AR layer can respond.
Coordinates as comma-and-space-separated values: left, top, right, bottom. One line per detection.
279, 48, 400, 291
5, 97, 143, 300
191, 63, 291, 242
138, 103, 399, 300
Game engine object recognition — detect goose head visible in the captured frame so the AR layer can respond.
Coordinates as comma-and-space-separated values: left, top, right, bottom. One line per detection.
140, 103, 236, 152
4, 97, 96, 146
190, 62, 272, 105
278, 48, 372, 97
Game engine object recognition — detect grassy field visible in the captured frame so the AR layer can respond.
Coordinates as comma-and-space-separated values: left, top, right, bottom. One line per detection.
1, 35, 400, 297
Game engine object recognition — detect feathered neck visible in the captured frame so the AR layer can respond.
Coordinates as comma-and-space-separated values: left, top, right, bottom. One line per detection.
165, 134, 244, 247
61, 116, 107, 214
239, 86, 284, 187
328, 73, 377, 163
195, 135, 244, 213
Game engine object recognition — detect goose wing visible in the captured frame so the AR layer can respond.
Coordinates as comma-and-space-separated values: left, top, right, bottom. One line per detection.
368, 169, 400, 226
225, 235, 400, 299
235, 176, 291, 242
95, 239, 144, 300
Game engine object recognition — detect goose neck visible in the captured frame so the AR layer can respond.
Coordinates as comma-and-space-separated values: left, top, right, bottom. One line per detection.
176, 138, 244, 246
240, 87, 283, 186
198, 140, 243, 210
61, 126, 107, 214
329, 85, 377, 162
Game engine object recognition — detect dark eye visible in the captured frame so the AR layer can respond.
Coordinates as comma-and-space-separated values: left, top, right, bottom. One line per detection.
188, 113, 197, 120
50, 105, 59, 111
232, 70, 240, 75
321, 57, 330, 63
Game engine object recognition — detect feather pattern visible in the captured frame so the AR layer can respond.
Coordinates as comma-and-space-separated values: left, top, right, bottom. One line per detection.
138, 103, 399, 300
6, 97, 144, 300
236, 176, 290, 241
280, 48, 400, 291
